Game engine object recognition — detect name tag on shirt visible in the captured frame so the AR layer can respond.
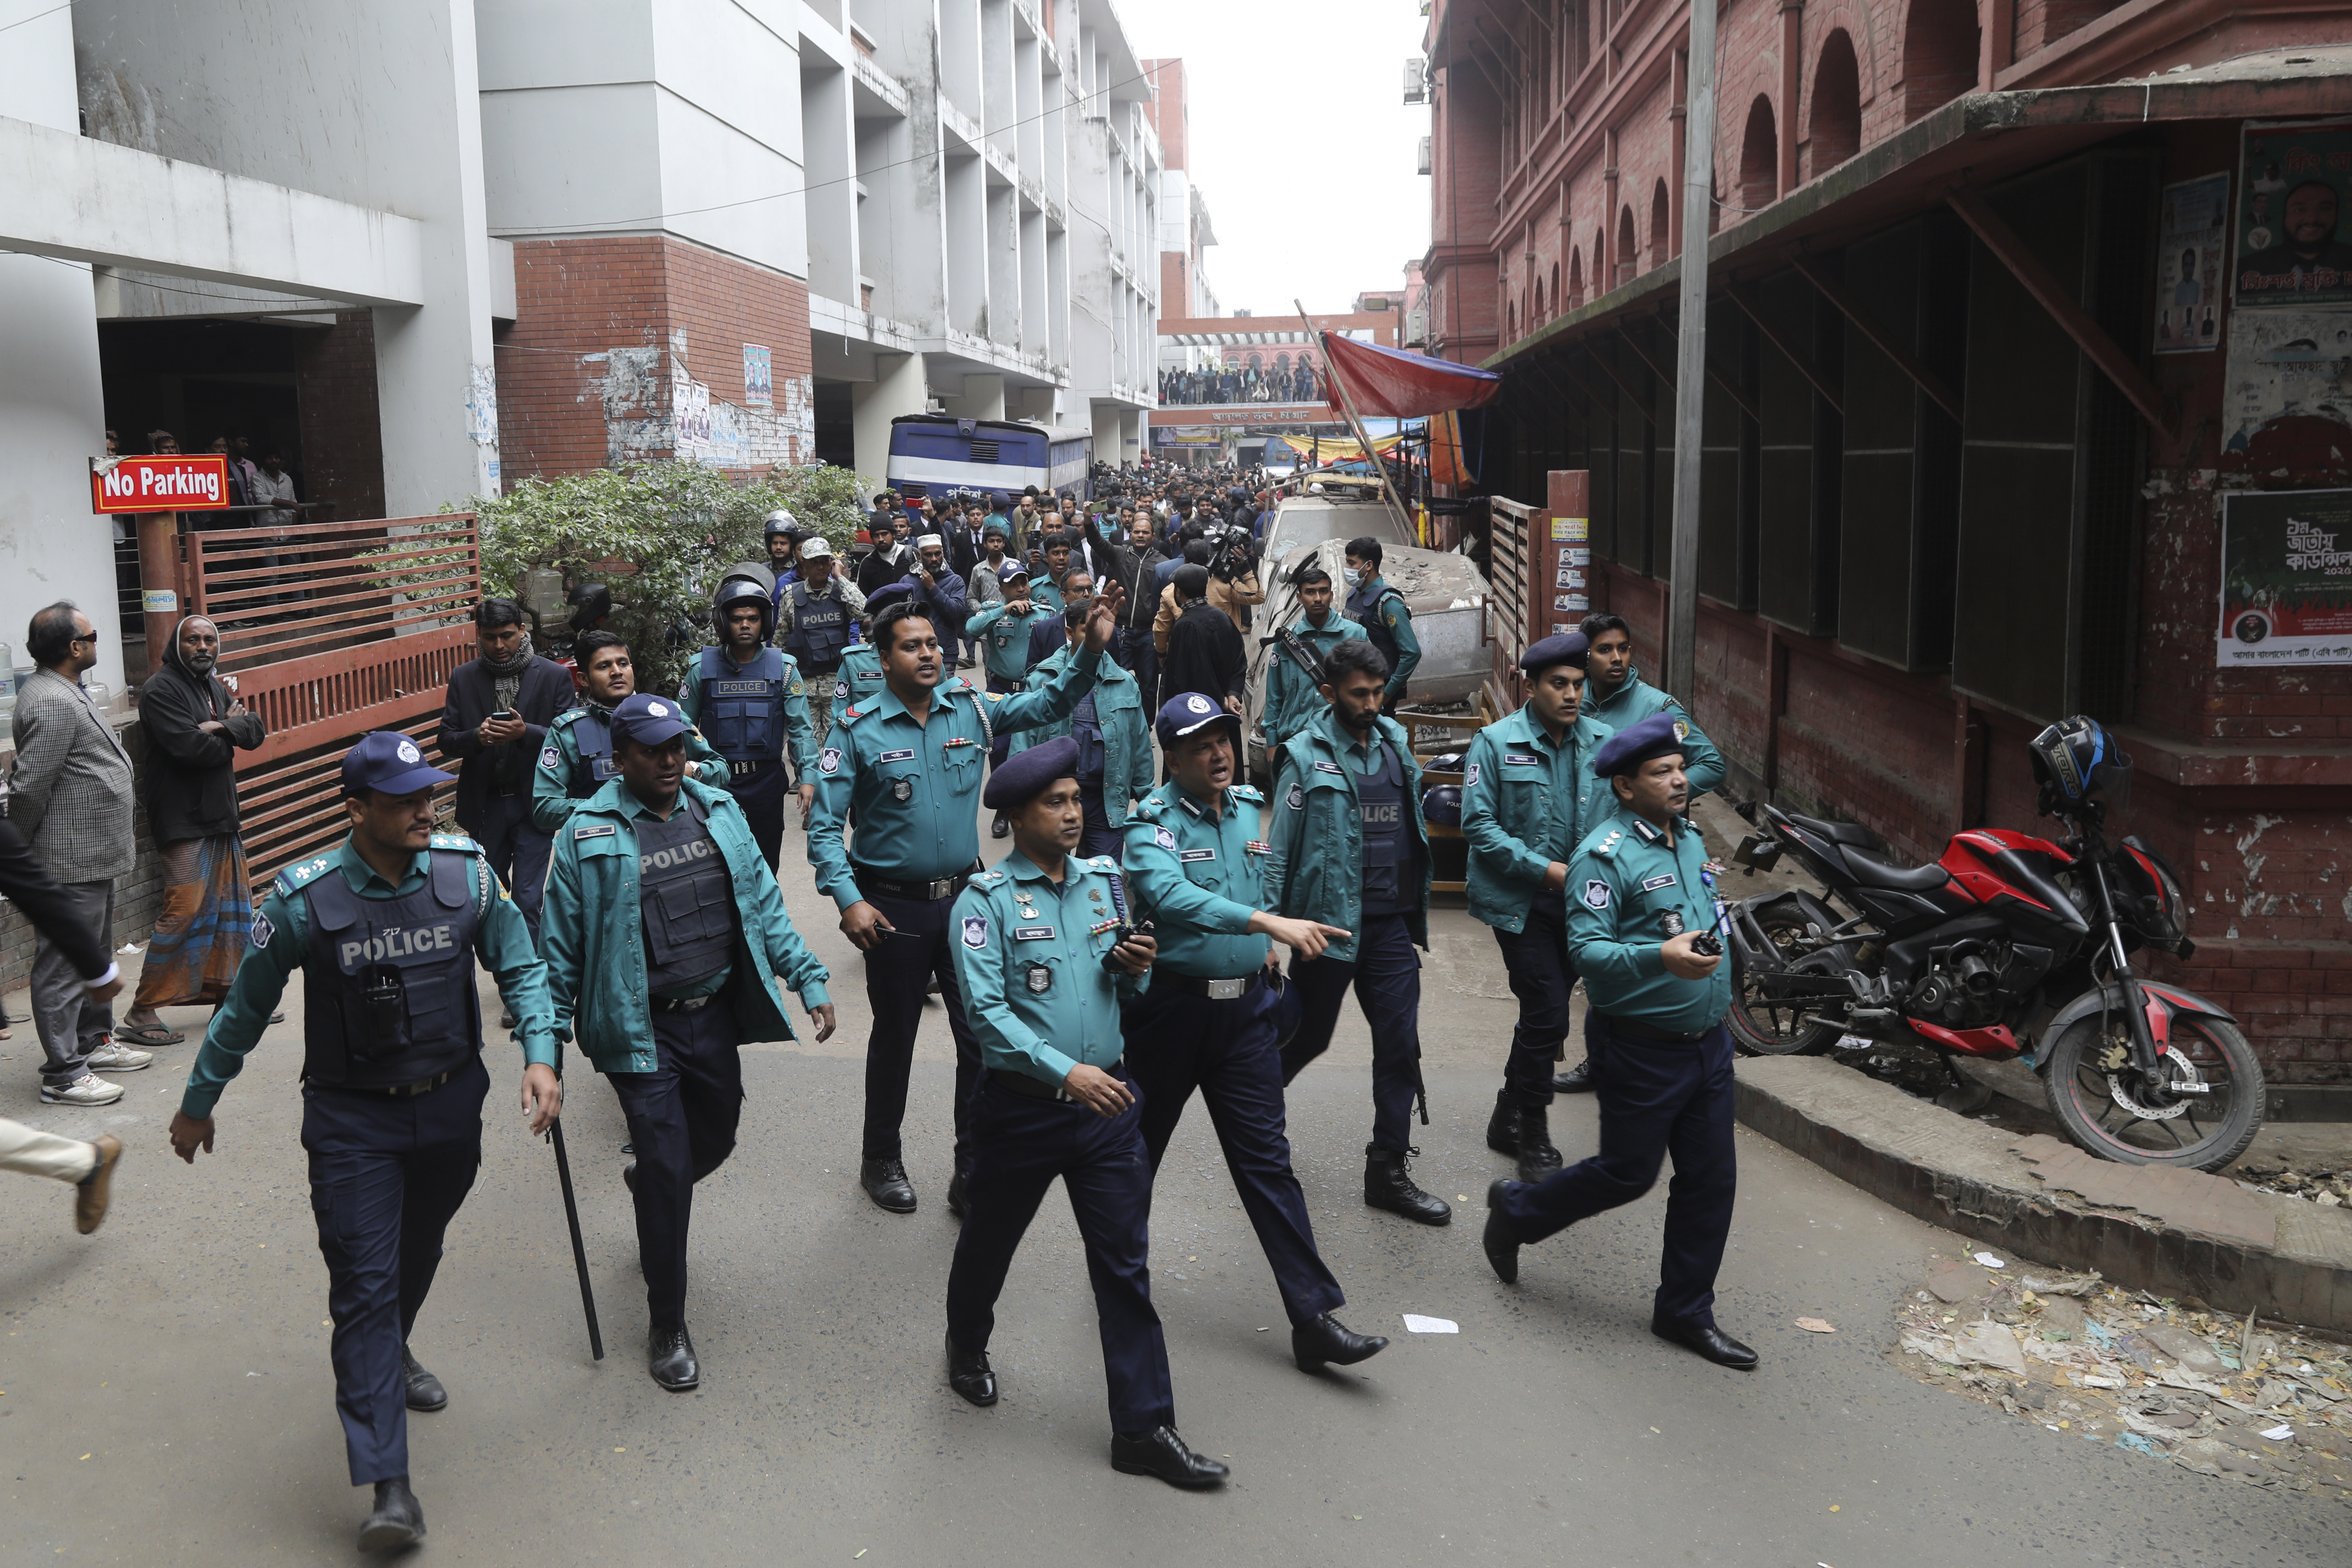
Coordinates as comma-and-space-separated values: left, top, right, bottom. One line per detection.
1014, 925, 1056, 940
1312, 760, 1344, 774
1641, 874, 1677, 891
574, 824, 616, 840
1179, 848, 1217, 863
878, 749, 917, 763
1504, 753, 1542, 766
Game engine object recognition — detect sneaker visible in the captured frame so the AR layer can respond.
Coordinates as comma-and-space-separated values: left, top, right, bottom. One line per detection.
42, 1074, 124, 1106
85, 1040, 154, 1073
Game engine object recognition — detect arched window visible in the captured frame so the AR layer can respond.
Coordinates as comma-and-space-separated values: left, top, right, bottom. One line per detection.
1549, 262, 1560, 318
1739, 94, 1779, 212
1569, 247, 1585, 306
1650, 178, 1671, 259
1902, 0, 1981, 122
1509, 300, 1519, 339
1616, 206, 1638, 286
1810, 30, 1863, 176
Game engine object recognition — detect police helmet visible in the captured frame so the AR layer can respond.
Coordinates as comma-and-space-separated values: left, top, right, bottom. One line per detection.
712, 562, 778, 639
2028, 715, 2132, 815
1426, 751, 1466, 774
763, 509, 800, 542
1420, 783, 1463, 828
564, 581, 613, 631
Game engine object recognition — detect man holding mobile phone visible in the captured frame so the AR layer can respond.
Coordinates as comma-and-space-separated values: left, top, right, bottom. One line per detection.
438, 599, 574, 945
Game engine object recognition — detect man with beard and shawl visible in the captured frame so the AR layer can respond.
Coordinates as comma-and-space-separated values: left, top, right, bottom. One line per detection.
115, 616, 267, 1047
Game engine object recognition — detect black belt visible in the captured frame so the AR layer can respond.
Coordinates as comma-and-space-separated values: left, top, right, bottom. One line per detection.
650, 993, 718, 1013
992, 1057, 1124, 1101
1159, 971, 1263, 1000
1599, 1013, 1714, 1045
727, 758, 783, 777
345, 1066, 463, 1097
855, 865, 976, 901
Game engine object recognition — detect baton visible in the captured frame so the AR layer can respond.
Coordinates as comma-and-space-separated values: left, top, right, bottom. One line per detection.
546, 1119, 605, 1361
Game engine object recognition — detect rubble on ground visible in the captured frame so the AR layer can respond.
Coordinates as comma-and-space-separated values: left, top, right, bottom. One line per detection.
1891, 1248, 2352, 1495
2233, 1164, 2352, 1207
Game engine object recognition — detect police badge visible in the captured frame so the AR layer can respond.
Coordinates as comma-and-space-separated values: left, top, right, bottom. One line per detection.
1583, 879, 1612, 910
1660, 909, 1685, 937
1023, 962, 1052, 994
891, 777, 914, 801
960, 914, 989, 949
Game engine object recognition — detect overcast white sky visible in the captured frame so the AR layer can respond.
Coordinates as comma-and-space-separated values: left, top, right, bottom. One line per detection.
1122, 0, 1432, 317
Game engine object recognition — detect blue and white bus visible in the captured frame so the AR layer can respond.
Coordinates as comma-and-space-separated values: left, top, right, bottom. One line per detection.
885, 415, 1092, 503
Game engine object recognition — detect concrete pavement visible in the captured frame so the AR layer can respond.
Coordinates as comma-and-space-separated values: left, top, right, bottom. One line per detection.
1, 801, 2345, 1566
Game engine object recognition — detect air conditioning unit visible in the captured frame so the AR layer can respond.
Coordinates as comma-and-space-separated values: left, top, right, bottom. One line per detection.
1403, 58, 1428, 106
1406, 308, 1429, 346
1417, 135, 1432, 176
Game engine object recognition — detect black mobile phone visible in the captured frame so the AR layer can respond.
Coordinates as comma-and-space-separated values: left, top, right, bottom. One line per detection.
492, 709, 518, 721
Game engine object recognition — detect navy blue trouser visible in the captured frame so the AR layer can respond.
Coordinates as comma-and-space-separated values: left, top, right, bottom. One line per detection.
1078, 784, 1122, 863
604, 1001, 745, 1332
474, 791, 551, 947
1279, 913, 1424, 1152
1116, 627, 1157, 711
859, 886, 984, 1179
302, 1054, 488, 1486
1126, 980, 1343, 1327
1498, 1013, 1738, 1329
1494, 891, 1577, 1107
946, 1070, 1175, 1433
728, 760, 789, 872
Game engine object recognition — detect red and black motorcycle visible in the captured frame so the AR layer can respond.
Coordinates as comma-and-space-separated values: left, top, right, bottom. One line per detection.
1722, 716, 2262, 1172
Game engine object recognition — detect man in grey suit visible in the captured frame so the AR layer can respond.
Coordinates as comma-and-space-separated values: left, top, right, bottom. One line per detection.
12, 602, 147, 1105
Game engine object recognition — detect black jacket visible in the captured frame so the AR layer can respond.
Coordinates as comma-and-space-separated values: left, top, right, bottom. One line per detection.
436, 654, 575, 838
137, 654, 266, 845
1101, 538, 1170, 630
1160, 600, 1246, 710
0, 817, 110, 979
947, 526, 988, 582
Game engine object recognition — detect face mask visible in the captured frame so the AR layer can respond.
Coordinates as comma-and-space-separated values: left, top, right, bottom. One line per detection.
1342, 567, 1364, 588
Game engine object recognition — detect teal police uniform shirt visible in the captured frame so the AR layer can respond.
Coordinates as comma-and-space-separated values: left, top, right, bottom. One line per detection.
966, 598, 1058, 684
1583, 667, 1726, 798
180, 834, 556, 1118
831, 643, 886, 725
1459, 704, 1612, 933
1121, 780, 1272, 978
808, 652, 1104, 910
677, 645, 818, 780
1263, 612, 1367, 746
531, 704, 724, 833
1563, 805, 1734, 1034
950, 851, 1146, 1087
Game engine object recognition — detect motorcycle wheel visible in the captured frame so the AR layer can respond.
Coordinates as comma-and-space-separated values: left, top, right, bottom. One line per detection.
2042, 1010, 2264, 1172
1726, 904, 1845, 1057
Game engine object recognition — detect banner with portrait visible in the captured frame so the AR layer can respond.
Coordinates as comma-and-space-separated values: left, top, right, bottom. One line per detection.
2217, 488, 2352, 667
2234, 119, 2352, 308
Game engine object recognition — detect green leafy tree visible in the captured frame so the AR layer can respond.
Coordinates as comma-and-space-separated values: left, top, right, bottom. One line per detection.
469, 461, 871, 694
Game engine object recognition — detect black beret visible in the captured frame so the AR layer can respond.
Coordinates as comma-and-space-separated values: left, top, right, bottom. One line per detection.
1591, 712, 1688, 777
1520, 632, 1589, 676
983, 736, 1082, 810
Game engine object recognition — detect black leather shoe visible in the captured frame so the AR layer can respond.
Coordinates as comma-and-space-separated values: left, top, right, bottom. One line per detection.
401, 1345, 447, 1413
622, 1161, 638, 1196
500, 1009, 517, 1031
1484, 1088, 1519, 1156
1652, 1318, 1759, 1370
946, 1332, 997, 1406
1111, 1425, 1229, 1488
1363, 1145, 1451, 1226
649, 1324, 700, 1390
357, 1475, 425, 1553
1515, 1101, 1563, 1182
946, 1170, 967, 1220
1292, 1312, 1388, 1372
990, 812, 1010, 839
860, 1157, 917, 1213
1481, 1179, 1521, 1284
1553, 1058, 1595, 1094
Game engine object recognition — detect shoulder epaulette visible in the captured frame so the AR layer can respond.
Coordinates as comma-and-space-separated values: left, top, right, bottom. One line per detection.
972, 868, 1007, 888
1590, 828, 1625, 859
1129, 795, 1167, 820
429, 833, 481, 854
1085, 854, 1120, 873
840, 704, 866, 725
1228, 784, 1264, 804
549, 708, 588, 730
273, 853, 339, 896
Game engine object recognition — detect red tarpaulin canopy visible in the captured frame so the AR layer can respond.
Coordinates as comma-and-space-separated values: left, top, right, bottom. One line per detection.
1319, 331, 1503, 418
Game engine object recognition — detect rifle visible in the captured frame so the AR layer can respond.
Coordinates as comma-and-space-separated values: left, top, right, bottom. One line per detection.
1261, 624, 1329, 691
546, 1117, 604, 1361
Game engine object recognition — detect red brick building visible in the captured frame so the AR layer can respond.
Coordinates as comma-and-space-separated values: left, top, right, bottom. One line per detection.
1424, 0, 2352, 1089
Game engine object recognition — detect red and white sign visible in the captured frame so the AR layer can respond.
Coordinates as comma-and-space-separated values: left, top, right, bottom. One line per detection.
91, 455, 231, 515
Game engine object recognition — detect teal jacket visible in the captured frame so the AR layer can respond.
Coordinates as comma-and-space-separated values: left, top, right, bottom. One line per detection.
540, 775, 830, 1074
1264, 708, 1430, 962
831, 642, 886, 724
967, 597, 1058, 684
1584, 666, 1726, 798
1565, 806, 1734, 1033
531, 704, 724, 834
1460, 705, 1612, 932
1008, 642, 1155, 829
1263, 611, 1367, 747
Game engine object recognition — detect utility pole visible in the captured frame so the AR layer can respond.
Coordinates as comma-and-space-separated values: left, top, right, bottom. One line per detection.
1664, 0, 1719, 705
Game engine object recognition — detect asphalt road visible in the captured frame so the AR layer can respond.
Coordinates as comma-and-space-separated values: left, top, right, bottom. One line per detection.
1, 795, 2343, 1567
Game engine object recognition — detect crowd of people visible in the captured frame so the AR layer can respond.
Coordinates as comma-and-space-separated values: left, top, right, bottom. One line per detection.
1158, 360, 1321, 405
0, 453, 1755, 1553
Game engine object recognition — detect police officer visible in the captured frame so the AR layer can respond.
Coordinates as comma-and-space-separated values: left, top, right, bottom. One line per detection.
830, 586, 898, 731
1267, 639, 1450, 1226
1554, 613, 1726, 1095
167, 731, 558, 1553
1008, 584, 1153, 862
809, 585, 1126, 1216
532, 631, 723, 835
1479, 713, 1755, 1371
540, 693, 836, 1390
679, 565, 816, 871
763, 510, 801, 595
1461, 633, 1611, 1182
1342, 536, 1420, 712
1122, 696, 1385, 1372
1263, 563, 1365, 749
778, 535, 865, 758
943, 737, 1230, 1489
965, 562, 1056, 840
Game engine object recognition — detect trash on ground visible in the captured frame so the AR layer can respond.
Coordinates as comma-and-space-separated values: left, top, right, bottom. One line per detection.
1795, 1317, 1836, 1334
2232, 1164, 2352, 1207
1973, 1252, 2007, 1268
1402, 1314, 1458, 1334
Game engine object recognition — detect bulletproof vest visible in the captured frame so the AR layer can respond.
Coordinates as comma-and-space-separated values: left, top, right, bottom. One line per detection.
1347, 581, 1402, 682
1356, 740, 1416, 915
299, 851, 482, 1088
697, 646, 785, 764
570, 709, 619, 797
787, 581, 852, 669
637, 795, 737, 995
1070, 687, 1106, 786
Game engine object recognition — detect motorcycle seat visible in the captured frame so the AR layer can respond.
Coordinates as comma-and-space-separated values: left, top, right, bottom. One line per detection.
1787, 813, 1887, 853
1842, 845, 1951, 893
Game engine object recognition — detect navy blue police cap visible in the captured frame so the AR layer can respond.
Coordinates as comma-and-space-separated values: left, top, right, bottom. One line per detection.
1155, 692, 1240, 749
610, 692, 689, 748
864, 582, 916, 614
983, 735, 1081, 810
997, 559, 1032, 583
341, 730, 454, 797
1590, 711, 1688, 778
1519, 631, 1589, 676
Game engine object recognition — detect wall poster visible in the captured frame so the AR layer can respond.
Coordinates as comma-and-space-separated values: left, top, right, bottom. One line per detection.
2217, 487, 2352, 666
2155, 171, 2228, 352
2235, 119, 2352, 308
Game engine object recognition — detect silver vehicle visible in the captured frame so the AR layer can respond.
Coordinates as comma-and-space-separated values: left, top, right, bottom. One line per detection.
1243, 484, 1488, 784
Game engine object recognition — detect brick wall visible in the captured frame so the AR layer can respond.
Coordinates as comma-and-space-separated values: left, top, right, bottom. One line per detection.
293, 310, 386, 522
